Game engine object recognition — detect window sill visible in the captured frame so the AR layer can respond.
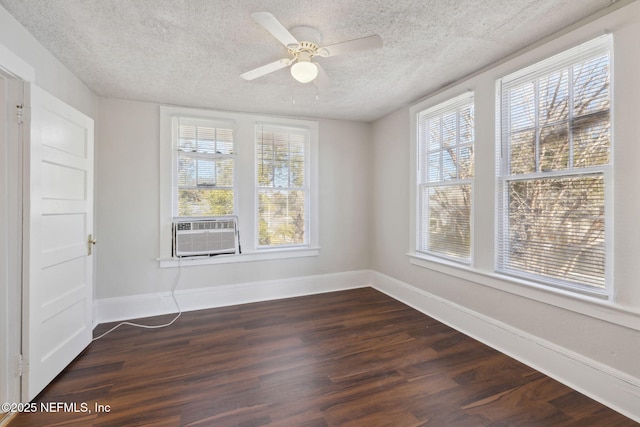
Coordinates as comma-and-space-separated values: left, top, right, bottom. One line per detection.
407, 252, 640, 332
159, 247, 320, 268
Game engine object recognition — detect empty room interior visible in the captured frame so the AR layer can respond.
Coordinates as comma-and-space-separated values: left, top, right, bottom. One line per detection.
1, 0, 640, 425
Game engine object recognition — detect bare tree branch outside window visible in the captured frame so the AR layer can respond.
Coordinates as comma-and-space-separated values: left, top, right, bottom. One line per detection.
418, 95, 474, 262
499, 44, 610, 290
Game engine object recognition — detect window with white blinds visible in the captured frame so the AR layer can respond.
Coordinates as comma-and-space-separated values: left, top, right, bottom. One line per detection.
161, 106, 318, 262
496, 35, 612, 294
256, 124, 309, 248
175, 117, 235, 217
417, 93, 474, 263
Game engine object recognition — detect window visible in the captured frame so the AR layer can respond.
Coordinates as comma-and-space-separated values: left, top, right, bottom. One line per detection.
174, 117, 235, 217
496, 35, 612, 294
416, 93, 474, 263
256, 124, 309, 248
159, 106, 319, 264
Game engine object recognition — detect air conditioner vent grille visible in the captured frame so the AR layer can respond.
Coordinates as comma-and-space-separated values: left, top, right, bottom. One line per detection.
192, 220, 235, 230
172, 216, 238, 257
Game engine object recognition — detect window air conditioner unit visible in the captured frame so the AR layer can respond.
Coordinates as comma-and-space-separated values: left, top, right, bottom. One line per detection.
173, 217, 239, 257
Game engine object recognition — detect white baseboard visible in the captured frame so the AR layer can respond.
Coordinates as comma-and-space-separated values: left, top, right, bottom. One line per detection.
369, 271, 640, 423
94, 269, 370, 325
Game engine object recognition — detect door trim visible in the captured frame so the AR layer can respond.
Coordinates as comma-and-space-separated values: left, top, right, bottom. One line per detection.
0, 52, 29, 417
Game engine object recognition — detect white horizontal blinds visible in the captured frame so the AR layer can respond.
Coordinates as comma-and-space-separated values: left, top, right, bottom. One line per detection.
417, 93, 474, 262
176, 117, 235, 216
256, 123, 308, 247
497, 35, 611, 292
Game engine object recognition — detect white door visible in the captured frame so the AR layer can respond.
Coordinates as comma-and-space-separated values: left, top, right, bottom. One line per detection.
22, 85, 94, 401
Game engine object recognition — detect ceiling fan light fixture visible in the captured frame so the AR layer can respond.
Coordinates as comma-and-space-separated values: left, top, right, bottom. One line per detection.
290, 54, 318, 83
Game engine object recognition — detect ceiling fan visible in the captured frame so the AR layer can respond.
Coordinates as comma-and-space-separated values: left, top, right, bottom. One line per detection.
241, 12, 383, 84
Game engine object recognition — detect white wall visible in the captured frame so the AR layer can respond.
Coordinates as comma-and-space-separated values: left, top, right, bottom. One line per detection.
96, 98, 372, 300
371, 0, 640, 387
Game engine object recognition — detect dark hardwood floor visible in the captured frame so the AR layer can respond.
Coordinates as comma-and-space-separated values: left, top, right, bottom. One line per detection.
7, 287, 637, 426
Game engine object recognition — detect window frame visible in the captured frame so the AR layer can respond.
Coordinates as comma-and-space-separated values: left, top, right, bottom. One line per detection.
159, 106, 319, 267
172, 116, 237, 218
416, 92, 475, 264
255, 122, 311, 250
495, 34, 613, 298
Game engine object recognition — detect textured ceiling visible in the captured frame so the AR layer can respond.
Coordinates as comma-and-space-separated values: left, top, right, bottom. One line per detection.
0, 0, 619, 122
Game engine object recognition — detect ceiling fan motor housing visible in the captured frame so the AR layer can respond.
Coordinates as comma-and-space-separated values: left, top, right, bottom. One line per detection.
288, 27, 323, 64
289, 41, 320, 60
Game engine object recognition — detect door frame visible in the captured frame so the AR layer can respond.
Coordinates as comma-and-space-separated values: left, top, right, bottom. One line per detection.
0, 43, 33, 420
0, 66, 25, 423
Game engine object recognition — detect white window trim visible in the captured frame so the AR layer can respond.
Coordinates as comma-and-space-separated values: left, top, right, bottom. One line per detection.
415, 91, 475, 264
254, 122, 312, 250
410, 91, 475, 267
159, 106, 319, 267
495, 34, 613, 299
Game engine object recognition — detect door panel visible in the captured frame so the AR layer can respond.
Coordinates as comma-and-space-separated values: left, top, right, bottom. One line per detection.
23, 85, 94, 401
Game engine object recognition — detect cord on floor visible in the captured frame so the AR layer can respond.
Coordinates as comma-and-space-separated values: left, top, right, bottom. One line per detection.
92, 263, 183, 341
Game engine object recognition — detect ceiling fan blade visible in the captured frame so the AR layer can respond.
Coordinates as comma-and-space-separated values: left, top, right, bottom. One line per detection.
319, 35, 383, 57
251, 12, 299, 47
240, 59, 290, 81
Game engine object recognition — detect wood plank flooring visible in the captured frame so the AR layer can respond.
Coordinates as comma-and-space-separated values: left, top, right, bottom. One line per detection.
8, 287, 637, 426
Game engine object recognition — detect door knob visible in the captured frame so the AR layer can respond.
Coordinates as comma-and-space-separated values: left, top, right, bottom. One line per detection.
88, 234, 97, 255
